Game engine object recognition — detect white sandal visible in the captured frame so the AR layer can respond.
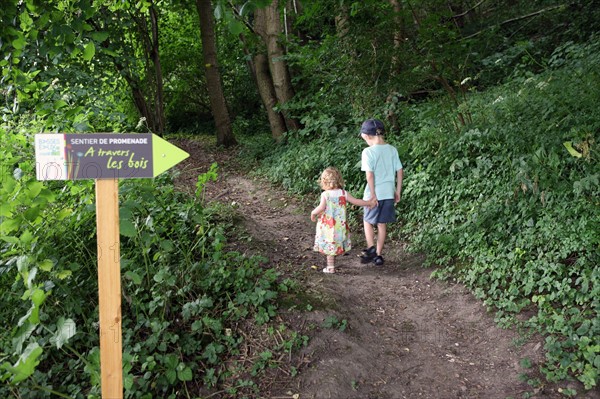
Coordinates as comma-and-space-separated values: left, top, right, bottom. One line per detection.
322, 267, 335, 274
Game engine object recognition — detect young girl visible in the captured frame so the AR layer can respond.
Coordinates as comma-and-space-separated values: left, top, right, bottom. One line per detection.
311, 167, 376, 273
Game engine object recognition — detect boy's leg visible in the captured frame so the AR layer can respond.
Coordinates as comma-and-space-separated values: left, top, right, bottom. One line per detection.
360, 221, 377, 263
363, 221, 376, 248
376, 223, 387, 256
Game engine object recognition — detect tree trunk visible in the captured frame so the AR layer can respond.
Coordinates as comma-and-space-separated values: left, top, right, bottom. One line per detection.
256, 0, 300, 132
335, 3, 349, 37
389, 0, 405, 74
196, 0, 237, 147
149, 4, 165, 135
386, 0, 406, 133
245, 11, 287, 142
112, 59, 156, 132
254, 52, 287, 142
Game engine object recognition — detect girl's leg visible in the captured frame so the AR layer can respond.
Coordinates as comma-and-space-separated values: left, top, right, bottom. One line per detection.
324, 255, 335, 273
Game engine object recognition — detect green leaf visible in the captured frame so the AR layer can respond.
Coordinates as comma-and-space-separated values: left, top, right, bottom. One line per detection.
91, 31, 109, 42
6, 343, 43, 383
23, 206, 41, 222
12, 324, 36, 355
120, 219, 137, 238
0, 203, 13, 217
125, 271, 142, 285
124, 373, 134, 390
239, 2, 252, 16
57, 208, 72, 220
0, 218, 21, 234
19, 11, 34, 27
160, 240, 174, 251
39, 259, 54, 272
82, 42, 95, 61
54, 99, 68, 109
16, 255, 31, 273
177, 366, 193, 381
18, 306, 34, 327
191, 320, 202, 331
31, 288, 46, 307
166, 369, 177, 384
26, 181, 43, 199
51, 318, 76, 349
228, 20, 244, 36
12, 36, 26, 50
56, 270, 72, 279
19, 230, 34, 246
0, 235, 19, 244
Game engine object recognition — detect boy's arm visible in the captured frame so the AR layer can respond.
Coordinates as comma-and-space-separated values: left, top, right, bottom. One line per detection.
395, 168, 404, 203
366, 171, 376, 201
310, 194, 327, 222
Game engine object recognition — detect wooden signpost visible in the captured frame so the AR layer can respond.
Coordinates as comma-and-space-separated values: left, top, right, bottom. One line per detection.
35, 133, 189, 398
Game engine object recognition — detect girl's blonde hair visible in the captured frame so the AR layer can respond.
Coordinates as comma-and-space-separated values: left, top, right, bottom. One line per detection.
319, 167, 344, 190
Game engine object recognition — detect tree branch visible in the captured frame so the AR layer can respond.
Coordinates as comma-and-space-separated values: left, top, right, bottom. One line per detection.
462, 4, 565, 40
500, 4, 564, 26
451, 0, 488, 19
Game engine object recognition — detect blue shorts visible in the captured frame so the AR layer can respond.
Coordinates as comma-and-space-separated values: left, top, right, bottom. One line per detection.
364, 199, 396, 224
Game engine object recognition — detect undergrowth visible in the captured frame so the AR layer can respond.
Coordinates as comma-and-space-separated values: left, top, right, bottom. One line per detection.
243, 38, 599, 391
0, 128, 301, 397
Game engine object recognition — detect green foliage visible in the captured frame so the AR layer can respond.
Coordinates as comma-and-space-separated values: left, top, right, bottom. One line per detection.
0, 1, 138, 133
250, 37, 600, 391
322, 316, 348, 332
0, 126, 290, 397
404, 38, 600, 391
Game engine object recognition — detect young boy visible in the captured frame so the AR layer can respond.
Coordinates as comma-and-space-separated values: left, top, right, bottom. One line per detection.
358, 119, 403, 266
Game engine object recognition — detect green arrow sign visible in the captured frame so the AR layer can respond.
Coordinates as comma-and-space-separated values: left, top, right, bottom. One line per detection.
35, 133, 189, 180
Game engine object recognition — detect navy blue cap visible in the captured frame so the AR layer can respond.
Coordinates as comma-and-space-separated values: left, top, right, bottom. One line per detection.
360, 119, 385, 136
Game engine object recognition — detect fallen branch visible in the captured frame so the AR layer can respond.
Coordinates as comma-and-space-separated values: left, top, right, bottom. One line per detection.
500, 4, 564, 26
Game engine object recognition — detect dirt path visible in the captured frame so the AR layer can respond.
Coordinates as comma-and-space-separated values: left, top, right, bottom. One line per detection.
174, 138, 594, 399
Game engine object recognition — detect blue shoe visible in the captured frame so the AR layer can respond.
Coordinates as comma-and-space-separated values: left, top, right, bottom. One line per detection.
373, 255, 384, 266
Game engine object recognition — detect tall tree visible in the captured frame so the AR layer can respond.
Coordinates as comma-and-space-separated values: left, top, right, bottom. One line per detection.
145, 3, 166, 134
254, 0, 300, 131
252, 51, 288, 141
196, 0, 237, 147
241, 9, 287, 142
93, 2, 168, 134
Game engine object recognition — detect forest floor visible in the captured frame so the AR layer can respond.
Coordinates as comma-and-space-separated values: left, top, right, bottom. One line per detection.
173, 137, 596, 399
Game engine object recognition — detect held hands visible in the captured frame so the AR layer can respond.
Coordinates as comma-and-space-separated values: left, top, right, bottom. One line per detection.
367, 197, 378, 209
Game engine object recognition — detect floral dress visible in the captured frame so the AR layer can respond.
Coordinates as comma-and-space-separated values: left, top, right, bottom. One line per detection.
314, 189, 352, 256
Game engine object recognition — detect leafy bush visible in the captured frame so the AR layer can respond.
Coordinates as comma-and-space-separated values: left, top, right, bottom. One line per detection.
0, 128, 291, 397
402, 38, 599, 390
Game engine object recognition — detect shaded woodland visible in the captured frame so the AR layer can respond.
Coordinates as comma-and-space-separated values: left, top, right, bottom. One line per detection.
1, 1, 598, 397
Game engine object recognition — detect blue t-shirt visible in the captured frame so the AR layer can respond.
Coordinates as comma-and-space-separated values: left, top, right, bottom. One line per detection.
361, 144, 403, 200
